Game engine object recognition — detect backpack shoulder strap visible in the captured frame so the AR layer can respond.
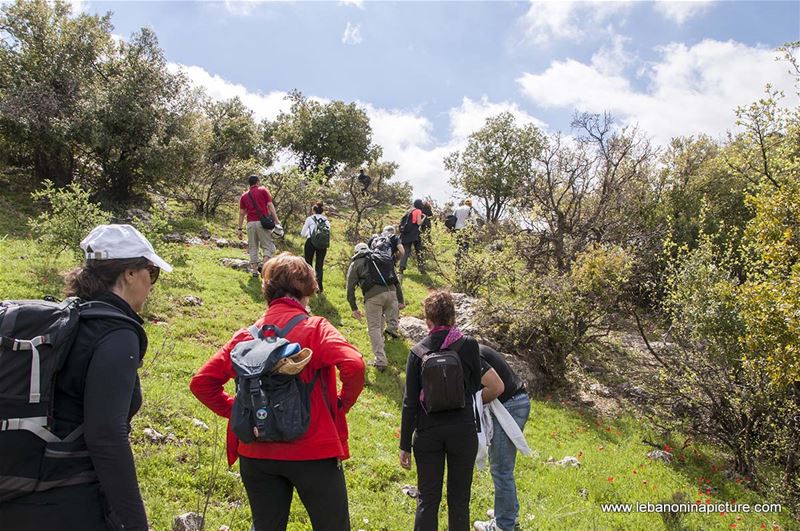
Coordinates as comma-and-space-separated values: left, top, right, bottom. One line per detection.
251, 313, 308, 340
448, 337, 467, 353
247, 190, 265, 216
411, 337, 433, 359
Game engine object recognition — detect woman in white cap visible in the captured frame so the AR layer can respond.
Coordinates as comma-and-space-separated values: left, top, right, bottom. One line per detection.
0, 224, 170, 530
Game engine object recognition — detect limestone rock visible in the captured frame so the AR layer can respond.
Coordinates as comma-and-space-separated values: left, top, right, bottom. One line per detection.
647, 450, 672, 464
172, 512, 204, 531
220, 258, 251, 271
181, 295, 203, 307
398, 317, 427, 343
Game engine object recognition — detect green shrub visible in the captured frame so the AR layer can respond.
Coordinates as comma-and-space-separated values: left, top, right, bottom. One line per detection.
28, 180, 111, 262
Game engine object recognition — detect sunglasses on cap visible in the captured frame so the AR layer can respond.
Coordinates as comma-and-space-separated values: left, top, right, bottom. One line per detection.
145, 264, 161, 284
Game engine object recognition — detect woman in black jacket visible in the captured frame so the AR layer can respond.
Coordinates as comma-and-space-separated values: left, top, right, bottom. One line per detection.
0, 224, 170, 531
399, 290, 481, 531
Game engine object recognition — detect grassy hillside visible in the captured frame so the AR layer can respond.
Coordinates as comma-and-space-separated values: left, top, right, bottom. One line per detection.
0, 196, 796, 531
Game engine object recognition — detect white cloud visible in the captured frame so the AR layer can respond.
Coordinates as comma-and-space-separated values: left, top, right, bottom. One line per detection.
342, 22, 363, 45
170, 63, 549, 202
519, 0, 632, 45
590, 31, 633, 76
517, 39, 799, 146
170, 64, 291, 121
338, 0, 364, 8
364, 97, 548, 202
654, 1, 714, 25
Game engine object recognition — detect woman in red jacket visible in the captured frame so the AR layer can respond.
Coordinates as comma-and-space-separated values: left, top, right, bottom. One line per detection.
190, 253, 365, 531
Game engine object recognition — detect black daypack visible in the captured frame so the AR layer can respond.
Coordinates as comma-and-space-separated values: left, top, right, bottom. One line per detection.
399, 210, 412, 235
444, 214, 457, 230
0, 297, 144, 502
309, 216, 330, 249
412, 337, 467, 413
230, 315, 331, 443
355, 248, 398, 292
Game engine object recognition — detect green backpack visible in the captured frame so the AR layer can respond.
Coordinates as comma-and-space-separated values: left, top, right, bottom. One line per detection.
309, 216, 330, 249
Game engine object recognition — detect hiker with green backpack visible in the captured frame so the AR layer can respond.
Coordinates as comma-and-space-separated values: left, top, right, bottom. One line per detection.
301, 201, 331, 292
0, 224, 171, 531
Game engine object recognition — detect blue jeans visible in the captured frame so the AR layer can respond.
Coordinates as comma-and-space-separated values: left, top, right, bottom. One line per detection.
489, 393, 531, 531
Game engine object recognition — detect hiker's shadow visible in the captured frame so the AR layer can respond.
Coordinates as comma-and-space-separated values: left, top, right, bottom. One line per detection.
239, 275, 264, 303
309, 293, 342, 326
365, 339, 410, 406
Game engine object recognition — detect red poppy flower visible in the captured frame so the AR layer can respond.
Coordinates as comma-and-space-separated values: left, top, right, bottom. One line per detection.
607, 476, 614, 483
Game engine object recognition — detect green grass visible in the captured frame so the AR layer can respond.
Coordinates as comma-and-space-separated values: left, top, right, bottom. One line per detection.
1, 202, 797, 531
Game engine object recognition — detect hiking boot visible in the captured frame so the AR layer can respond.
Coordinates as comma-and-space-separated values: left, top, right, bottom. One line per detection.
369, 360, 388, 372
473, 519, 498, 531
252, 272, 260, 279
384, 329, 401, 339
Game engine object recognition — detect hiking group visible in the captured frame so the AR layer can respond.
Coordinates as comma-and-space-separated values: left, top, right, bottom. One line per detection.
0, 176, 528, 531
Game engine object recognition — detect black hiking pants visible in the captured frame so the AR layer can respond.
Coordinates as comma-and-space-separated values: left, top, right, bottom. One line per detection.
412, 422, 478, 531
239, 456, 350, 531
303, 238, 328, 291
399, 240, 426, 274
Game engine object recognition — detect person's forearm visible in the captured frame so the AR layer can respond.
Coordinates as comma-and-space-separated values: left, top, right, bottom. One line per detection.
238, 210, 245, 229
268, 203, 280, 225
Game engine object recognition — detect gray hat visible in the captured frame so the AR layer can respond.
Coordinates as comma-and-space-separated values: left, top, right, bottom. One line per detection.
382, 225, 396, 236
354, 243, 368, 253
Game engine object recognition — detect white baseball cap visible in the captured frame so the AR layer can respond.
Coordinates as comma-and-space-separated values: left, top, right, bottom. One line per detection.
80, 224, 173, 272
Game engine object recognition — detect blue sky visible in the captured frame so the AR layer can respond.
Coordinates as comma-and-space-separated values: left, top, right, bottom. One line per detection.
83, 0, 799, 201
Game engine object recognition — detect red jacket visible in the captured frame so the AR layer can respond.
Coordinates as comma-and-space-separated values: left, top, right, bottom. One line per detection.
190, 297, 365, 466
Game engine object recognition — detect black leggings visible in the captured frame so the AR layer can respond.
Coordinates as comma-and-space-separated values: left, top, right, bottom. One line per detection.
239, 456, 350, 531
304, 238, 328, 290
412, 423, 478, 531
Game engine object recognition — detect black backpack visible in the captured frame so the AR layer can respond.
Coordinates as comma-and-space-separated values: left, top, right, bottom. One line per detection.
412, 337, 467, 413
355, 248, 398, 292
444, 214, 457, 230
399, 210, 413, 235
229, 315, 332, 443
0, 297, 143, 502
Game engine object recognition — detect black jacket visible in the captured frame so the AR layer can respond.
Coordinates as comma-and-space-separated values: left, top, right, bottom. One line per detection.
52, 292, 149, 530
399, 330, 481, 452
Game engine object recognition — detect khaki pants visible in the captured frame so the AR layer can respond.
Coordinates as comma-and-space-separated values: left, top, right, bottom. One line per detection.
364, 290, 399, 367
247, 221, 275, 273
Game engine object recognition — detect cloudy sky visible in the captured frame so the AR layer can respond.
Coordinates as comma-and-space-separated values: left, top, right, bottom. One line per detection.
85, 0, 798, 202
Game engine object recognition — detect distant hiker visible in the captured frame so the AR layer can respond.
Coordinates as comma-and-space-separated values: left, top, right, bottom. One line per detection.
453, 198, 480, 266
0, 224, 171, 530
357, 167, 371, 194
238, 175, 282, 278
346, 242, 405, 372
191, 253, 365, 531
300, 201, 331, 292
398, 199, 427, 277
399, 290, 482, 531
473, 344, 531, 531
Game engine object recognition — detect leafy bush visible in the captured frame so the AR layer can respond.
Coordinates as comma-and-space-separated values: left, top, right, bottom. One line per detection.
28, 180, 111, 261
473, 236, 633, 387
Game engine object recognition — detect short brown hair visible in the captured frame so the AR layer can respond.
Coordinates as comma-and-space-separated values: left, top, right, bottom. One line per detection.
261, 252, 318, 303
423, 290, 455, 327
312, 201, 324, 215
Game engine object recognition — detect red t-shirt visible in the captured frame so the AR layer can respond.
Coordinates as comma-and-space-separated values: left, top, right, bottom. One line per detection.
190, 298, 366, 465
239, 186, 274, 222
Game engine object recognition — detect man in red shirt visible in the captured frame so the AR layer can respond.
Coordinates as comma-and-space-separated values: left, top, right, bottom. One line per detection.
398, 199, 427, 277
238, 175, 282, 277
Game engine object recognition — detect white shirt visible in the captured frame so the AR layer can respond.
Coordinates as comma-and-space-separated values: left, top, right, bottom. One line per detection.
301, 215, 330, 238
453, 205, 476, 230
